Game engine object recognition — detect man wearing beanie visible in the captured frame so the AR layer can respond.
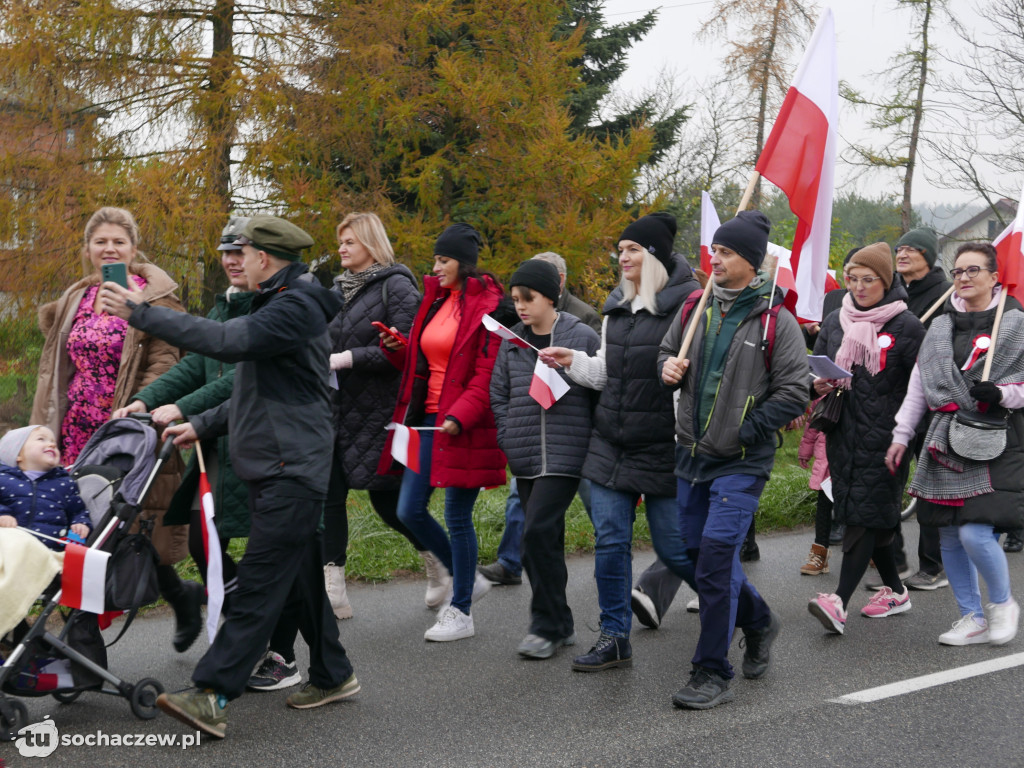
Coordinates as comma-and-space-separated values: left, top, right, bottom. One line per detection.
658, 210, 808, 709
872, 227, 955, 586
99, 215, 359, 737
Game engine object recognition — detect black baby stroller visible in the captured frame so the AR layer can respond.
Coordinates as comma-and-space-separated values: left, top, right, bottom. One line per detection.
0, 416, 177, 740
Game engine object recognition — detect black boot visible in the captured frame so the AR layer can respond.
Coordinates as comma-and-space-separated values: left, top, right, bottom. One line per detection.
1004, 530, 1024, 553
158, 566, 204, 653
739, 519, 760, 562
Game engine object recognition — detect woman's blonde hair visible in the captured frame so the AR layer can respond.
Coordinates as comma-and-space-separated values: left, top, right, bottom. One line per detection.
619, 249, 669, 313
336, 212, 395, 267
80, 207, 150, 275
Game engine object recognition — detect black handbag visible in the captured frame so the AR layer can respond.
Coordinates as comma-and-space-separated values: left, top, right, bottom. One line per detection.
103, 533, 160, 612
808, 388, 843, 434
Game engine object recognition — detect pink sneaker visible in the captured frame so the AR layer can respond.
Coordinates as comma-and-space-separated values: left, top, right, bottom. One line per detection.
861, 586, 911, 618
808, 593, 847, 634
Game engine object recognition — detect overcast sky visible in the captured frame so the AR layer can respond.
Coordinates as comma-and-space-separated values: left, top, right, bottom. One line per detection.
601, 0, 1001, 209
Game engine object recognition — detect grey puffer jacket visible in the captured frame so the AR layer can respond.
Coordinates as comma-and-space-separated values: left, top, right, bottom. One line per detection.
490, 313, 599, 478
659, 281, 809, 483
329, 264, 420, 490
128, 262, 341, 495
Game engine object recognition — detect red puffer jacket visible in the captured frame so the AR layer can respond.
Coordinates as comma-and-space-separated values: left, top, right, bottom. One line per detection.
378, 273, 507, 489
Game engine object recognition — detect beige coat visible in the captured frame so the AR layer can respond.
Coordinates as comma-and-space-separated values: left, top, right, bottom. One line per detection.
31, 261, 188, 565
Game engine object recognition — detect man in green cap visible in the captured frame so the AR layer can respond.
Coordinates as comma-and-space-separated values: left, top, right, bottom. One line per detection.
100, 214, 358, 739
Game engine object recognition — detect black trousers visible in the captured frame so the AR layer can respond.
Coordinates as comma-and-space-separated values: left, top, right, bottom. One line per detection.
634, 558, 684, 620
192, 479, 353, 700
519, 476, 579, 642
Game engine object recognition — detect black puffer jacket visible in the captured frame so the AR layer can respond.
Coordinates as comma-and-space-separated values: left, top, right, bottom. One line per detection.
815, 284, 925, 528
490, 313, 599, 478
583, 254, 700, 497
917, 301, 1024, 530
329, 265, 420, 490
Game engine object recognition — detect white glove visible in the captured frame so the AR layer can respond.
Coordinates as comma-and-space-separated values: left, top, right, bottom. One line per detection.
329, 351, 353, 370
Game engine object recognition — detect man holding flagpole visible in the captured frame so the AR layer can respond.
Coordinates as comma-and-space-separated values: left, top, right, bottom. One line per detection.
99, 215, 357, 739
659, 211, 808, 709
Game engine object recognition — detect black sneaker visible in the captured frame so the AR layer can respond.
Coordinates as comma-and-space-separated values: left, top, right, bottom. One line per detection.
739, 610, 781, 679
571, 633, 632, 672
739, 540, 760, 562
829, 522, 845, 545
247, 651, 302, 691
1004, 532, 1024, 553
477, 562, 522, 585
672, 666, 734, 710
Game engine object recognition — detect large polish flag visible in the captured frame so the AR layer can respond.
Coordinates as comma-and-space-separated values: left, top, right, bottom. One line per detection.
60, 542, 109, 614
993, 182, 1024, 304
387, 423, 421, 474
700, 191, 721, 275
755, 8, 838, 322
529, 358, 570, 409
199, 470, 224, 644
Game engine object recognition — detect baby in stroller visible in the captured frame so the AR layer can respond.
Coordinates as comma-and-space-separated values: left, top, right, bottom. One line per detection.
0, 425, 92, 546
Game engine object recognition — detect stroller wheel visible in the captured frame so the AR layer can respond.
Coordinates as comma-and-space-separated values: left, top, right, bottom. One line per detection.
0, 698, 29, 741
52, 689, 83, 705
129, 678, 164, 720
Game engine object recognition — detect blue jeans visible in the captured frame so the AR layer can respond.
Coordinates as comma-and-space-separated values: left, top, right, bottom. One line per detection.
587, 482, 695, 638
495, 478, 524, 576
395, 415, 481, 614
679, 475, 771, 679
939, 523, 1010, 618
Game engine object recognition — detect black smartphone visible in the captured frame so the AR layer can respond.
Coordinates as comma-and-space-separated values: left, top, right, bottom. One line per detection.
101, 262, 129, 289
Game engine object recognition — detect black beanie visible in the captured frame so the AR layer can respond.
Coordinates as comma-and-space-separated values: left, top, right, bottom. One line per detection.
434, 223, 482, 266
509, 259, 561, 304
712, 211, 771, 269
619, 213, 677, 269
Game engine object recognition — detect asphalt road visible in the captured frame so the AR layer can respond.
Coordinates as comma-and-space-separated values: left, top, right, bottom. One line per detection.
4, 521, 1024, 767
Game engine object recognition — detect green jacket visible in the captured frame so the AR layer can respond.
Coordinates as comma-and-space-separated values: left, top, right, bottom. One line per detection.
132, 290, 255, 537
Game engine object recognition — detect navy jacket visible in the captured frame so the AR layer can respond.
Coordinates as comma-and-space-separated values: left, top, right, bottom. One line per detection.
0, 465, 91, 550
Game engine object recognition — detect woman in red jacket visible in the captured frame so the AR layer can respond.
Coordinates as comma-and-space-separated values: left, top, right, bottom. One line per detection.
379, 223, 506, 642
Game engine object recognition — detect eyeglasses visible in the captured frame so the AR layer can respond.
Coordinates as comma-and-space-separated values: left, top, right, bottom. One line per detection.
843, 275, 882, 287
895, 246, 922, 255
950, 265, 992, 280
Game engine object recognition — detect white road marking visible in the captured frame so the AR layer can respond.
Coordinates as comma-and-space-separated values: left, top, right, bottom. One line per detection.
830, 652, 1024, 704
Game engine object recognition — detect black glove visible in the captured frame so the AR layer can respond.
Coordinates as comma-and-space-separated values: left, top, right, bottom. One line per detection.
970, 381, 1002, 405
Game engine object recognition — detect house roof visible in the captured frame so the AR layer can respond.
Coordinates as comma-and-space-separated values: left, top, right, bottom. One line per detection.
938, 198, 1018, 245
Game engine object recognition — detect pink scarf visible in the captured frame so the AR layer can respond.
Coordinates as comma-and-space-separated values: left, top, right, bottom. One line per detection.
835, 292, 907, 383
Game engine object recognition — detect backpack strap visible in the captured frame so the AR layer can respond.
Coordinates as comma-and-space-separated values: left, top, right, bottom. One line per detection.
678, 288, 707, 333
760, 304, 782, 373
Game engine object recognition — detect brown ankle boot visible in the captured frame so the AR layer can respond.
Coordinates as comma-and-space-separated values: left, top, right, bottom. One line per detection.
800, 543, 830, 575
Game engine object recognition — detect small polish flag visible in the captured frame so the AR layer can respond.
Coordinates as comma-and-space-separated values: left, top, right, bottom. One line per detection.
60, 542, 110, 614
388, 423, 421, 473
700, 191, 721, 275
766, 241, 799, 314
200, 470, 224, 644
529, 357, 570, 409
993, 181, 1024, 305
482, 315, 535, 350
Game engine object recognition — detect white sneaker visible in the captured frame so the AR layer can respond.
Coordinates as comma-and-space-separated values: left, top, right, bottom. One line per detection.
987, 598, 1020, 646
436, 572, 492, 613
324, 563, 352, 620
686, 596, 700, 613
424, 606, 474, 642
420, 551, 452, 609
938, 613, 990, 646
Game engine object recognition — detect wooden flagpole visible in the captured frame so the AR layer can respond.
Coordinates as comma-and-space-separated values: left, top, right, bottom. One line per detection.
918, 285, 955, 325
981, 286, 1009, 382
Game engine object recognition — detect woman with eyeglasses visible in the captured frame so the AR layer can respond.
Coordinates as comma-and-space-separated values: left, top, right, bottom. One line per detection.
885, 242, 1023, 646
807, 244, 925, 635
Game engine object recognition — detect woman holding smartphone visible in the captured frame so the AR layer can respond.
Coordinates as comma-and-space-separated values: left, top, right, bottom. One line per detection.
379, 223, 506, 642
32, 206, 196, 648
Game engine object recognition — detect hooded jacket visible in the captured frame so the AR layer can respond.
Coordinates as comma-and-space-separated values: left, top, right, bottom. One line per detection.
378, 273, 507, 489
815, 282, 925, 528
659, 277, 809, 483
127, 261, 341, 494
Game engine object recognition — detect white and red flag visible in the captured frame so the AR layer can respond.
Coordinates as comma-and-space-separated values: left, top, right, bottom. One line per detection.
387, 423, 421, 473
529, 358, 570, 409
766, 242, 799, 313
60, 542, 109, 614
700, 191, 721, 275
199, 469, 224, 644
993, 181, 1024, 305
755, 8, 838, 322
482, 315, 536, 350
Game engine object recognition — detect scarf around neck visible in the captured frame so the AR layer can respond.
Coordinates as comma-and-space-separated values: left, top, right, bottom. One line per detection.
338, 263, 387, 305
834, 293, 907, 381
